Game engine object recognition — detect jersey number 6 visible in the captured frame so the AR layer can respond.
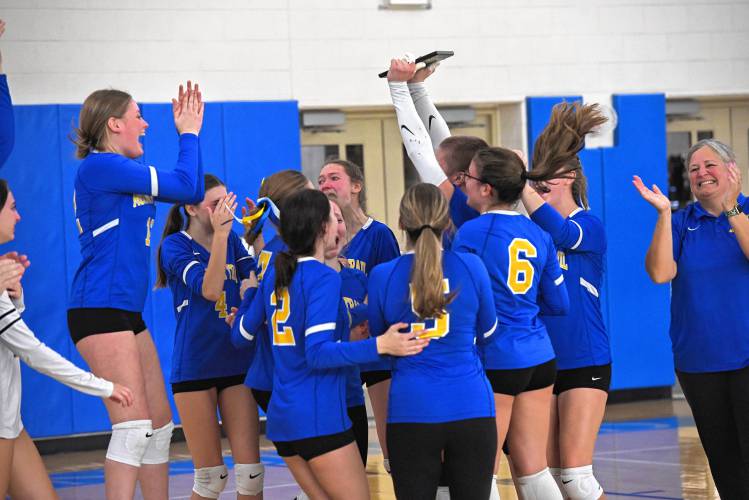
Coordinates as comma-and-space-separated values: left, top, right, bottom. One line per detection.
507, 238, 537, 295
270, 289, 295, 346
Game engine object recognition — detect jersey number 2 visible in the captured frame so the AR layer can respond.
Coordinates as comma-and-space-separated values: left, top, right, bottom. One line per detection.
270, 289, 295, 346
507, 238, 537, 295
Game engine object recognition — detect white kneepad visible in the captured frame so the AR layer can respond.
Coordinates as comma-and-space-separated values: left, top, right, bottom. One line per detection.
106, 419, 153, 467
517, 468, 564, 500
193, 464, 229, 499
141, 420, 174, 465
235, 462, 264, 496
550, 467, 564, 491
560, 465, 603, 500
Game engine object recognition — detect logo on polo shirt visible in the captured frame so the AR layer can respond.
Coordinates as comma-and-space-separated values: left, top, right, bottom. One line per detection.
687, 225, 700, 231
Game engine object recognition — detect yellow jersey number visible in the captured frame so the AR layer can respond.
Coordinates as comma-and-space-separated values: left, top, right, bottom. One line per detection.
407, 279, 450, 339
215, 291, 228, 319
257, 250, 272, 282
507, 238, 537, 295
145, 217, 154, 247
270, 288, 295, 346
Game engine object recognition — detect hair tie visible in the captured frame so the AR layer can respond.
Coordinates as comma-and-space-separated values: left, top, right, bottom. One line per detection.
520, 169, 528, 181
408, 224, 440, 240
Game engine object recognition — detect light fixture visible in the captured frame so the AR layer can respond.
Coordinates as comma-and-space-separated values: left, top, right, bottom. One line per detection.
380, 0, 431, 10
301, 111, 345, 129
437, 107, 476, 125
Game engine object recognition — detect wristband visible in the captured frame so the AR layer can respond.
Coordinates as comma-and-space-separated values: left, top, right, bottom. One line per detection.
725, 204, 743, 218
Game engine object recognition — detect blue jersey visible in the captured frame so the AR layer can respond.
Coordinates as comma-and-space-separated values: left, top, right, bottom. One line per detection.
0, 75, 14, 168
449, 186, 480, 230
340, 266, 368, 408
343, 217, 399, 372
368, 251, 496, 423
160, 230, 255, 383
342, 218, 399, 275
531, 204, 609, 370
670, 194, 749, 373
69, 134, 203, 312
232, 258, 380, 441
453, 210, 569, 369
244, 235, 286, 392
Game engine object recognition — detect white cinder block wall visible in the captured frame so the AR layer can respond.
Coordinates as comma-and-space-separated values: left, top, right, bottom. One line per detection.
2, 0, 748, 106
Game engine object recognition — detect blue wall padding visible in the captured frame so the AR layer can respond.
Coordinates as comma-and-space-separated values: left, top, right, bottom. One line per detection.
526, 95, 674, 391
1, 100, 300, 438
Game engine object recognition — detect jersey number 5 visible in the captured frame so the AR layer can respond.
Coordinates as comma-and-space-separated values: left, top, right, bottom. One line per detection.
270, 288, 295, 346
407, 279, 450, 339
507, 238, 537, 295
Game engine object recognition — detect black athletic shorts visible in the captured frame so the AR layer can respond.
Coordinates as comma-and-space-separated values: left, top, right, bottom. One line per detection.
486, 358, 557, 396
68, 307, 147, 344
274, 428, 355, 461
252, 389, 272, 414
171, 374, 246, 394
348, 405, 369, 466
360, 370, 391, 388
553, 363, 612, 395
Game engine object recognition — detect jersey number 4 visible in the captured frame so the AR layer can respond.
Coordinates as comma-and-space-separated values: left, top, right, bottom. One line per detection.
507, 238, 537, 295
270, 289, 295, 346
407, 279, 450, 339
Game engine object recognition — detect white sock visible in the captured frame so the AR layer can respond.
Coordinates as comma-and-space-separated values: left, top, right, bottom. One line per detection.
383, 458, 391, 473
435, 485, 450, 500
489, 475, 501, 500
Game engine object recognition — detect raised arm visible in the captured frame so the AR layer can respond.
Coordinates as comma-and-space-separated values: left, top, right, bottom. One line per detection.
632, 175, 677, 283
408, 64, 451, 149
387, 59, 454, 201
0, 20, 14, 168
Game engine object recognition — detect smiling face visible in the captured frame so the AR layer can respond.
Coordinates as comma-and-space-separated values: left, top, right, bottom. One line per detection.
318, 163, 360, 208
688, 145, 731, 203
108, 100, 148, 158
533, 171, 575, 208
0, 190, 21, 244
321, 201, 341, 259
463, 161, 493, 211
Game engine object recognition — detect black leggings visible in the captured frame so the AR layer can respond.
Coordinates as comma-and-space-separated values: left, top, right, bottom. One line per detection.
348, 405, 368, 466
678, 366, 749, 499
387, 417, 496, 500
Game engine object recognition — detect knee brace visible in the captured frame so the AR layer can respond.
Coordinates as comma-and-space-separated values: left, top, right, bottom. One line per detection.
235, 462, 265, 496
141, 420, 174, 465
517, 468, 563, 500
193, 464, 229, 499
106, 419, 153, 467
561, 465, 603, 500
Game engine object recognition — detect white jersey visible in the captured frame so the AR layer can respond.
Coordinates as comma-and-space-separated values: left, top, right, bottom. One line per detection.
0, 291, 113, 438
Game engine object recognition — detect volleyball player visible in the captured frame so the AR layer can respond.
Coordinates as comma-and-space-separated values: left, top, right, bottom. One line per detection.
520, 102, 609, 500
243, 169, 312, 413
368, 183, 498, 499
386, 58, 487, 231
326, 199, 369, 465
67, 82, 204, 499
452, 148, 569, 500
318, 159, 400, 471
231, 189, 427, 499
156, 174, 263, 500
0, 179, 133, 498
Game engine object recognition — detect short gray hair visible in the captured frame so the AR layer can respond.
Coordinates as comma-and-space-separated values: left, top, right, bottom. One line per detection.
684, 139, 736, 166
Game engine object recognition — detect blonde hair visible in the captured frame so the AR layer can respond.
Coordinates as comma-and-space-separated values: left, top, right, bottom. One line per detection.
73, 89, 132, 159
399, 183, 454, 318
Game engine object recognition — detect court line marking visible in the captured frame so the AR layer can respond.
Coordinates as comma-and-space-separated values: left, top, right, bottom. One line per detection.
595, 456, 682, 467
595, 444, 681, 456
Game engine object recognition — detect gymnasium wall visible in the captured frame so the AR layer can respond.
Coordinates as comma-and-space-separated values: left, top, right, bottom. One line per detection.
526, 94, 675, 391
0, 100, 301, 438
2, 0, 748, 107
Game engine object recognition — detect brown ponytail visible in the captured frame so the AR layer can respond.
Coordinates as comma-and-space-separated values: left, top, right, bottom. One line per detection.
529, 102, 608, 208
400, 183, 454, 318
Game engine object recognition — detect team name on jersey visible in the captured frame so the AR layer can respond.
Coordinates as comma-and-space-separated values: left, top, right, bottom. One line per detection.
346, 258, 366, 273
557, 250, 568, 271
132, 194, 154, 208
343, 296, 361, 310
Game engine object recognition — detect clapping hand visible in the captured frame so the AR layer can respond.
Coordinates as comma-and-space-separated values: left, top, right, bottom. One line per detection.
632, 175, 671, 214
172, 81, 204, 135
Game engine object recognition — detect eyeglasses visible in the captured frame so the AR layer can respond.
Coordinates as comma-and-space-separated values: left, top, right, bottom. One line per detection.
455, 171, 485, 185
